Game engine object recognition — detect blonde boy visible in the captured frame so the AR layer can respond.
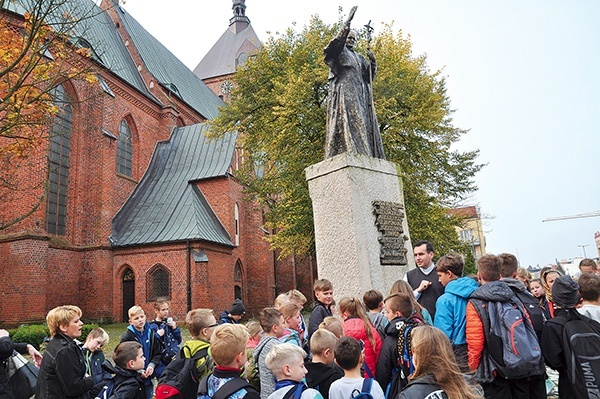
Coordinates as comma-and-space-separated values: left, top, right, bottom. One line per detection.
120, 305, 163, 399
305, 329, 343, 399
308, 279, 334, 339
265, 343, 323, 399
182, 308, 217, 379
197, 324, 259, 399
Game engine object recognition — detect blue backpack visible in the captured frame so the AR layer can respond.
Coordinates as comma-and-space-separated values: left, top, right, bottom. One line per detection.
197, 374, 254, 399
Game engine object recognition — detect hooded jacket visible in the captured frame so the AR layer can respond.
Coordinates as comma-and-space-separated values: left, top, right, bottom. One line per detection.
103, 361, 145, 399
342, 318, 382, 378
182, 339, 214, 380
304, 361, 344, 399
120, 323, 163, 387
397, 374, 448, 399
433, 276, 478, 345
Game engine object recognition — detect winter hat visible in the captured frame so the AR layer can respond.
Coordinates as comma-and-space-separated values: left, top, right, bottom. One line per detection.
230, 298, 246, 315
552, 275, 581, 308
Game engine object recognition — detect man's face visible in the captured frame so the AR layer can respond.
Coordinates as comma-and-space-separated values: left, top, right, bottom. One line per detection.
414, 244, 434, 269
580, 265, 596, 275
346, 32, 356, 50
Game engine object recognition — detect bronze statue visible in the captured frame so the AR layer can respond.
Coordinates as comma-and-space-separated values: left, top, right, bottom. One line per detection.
324, 6, 385, 160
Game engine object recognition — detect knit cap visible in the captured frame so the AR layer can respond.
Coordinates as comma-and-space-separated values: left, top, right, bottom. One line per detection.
230, 298, 246, 315
551, 274, 581, 308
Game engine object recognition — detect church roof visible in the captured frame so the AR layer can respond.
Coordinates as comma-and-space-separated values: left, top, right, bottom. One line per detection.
193, 1, 260, 80
110, 124, 237, 248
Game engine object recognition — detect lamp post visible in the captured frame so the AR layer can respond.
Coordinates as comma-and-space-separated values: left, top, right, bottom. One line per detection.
578, 244, 589, 258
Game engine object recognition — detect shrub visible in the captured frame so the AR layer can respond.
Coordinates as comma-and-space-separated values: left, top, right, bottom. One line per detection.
10, 325, 49, 349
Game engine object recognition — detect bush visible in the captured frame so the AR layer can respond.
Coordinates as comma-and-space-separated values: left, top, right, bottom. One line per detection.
80, 324, 99, 342
10, 323, 99, 350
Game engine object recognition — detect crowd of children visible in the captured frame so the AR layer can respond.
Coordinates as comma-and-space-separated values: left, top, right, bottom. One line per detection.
20, 248, 600, 399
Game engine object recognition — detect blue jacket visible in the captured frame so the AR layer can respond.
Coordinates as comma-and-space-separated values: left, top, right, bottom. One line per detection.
434, 276, 478, 345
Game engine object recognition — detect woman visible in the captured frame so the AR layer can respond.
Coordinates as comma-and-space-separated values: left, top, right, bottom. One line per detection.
35, 305, 93, 398
0, 329, 42, 399
399, 325, 483, 399
337, 297, 382, 378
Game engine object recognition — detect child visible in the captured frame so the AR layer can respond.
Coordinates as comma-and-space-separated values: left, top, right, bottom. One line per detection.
288, 289, 309, 349
253, 308, 286, 399
305, 329, 343, 399
82, 327, 111, 397
120, 305, 163, 399
337, 297, 382, 378
244, 321, 264, 390
541, 269, 563, 319
219, 298, 246, 324
319, 316, 344, 339
362, 290, 388, 339
516, 267, 532, 290
149, 297, 182, 376
280, 303, 303, 346
198, 324, 259, 399
530, 278, 546, 304
109, 341, 146, 399
329, 336, 385, 399
388, 280, 433, 325
433, 252, 478, 371
308, 279, 334, 339
577, 272, 600, 321
398, 325, 483, 399
375, 293, 422, 398
265, 343, 323, 399
182, 308, 217, 379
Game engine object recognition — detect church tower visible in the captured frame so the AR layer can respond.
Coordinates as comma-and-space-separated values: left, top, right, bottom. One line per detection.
193, 0, 260, 100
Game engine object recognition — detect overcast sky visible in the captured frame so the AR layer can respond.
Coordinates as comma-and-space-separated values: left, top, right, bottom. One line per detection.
121, 0, 600, 268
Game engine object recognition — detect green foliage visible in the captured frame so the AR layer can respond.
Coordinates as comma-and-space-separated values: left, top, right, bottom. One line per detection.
80, 323, 99, 342
10, 325, 49, 350
463, 249, 477, 276
211, 17, 482, 259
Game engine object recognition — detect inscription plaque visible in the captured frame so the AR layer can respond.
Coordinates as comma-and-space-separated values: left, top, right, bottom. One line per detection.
373, 200, 408, 265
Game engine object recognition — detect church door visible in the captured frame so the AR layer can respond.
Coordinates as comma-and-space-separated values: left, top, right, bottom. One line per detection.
122, 268, 135, 322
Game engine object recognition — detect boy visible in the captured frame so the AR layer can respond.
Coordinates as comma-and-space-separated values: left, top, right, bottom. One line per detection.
375, 293, 421, 398
198, 324, 259, 399
82, 327, 112, 397
219, 298, 246, 324
107, 341, 146, 399
182, 308, 217, 379
265, 343, 323, 399
308, 279, 334, 339
120, 305, 163, 399
329, 337, 385, 399
253, 308, 286, 399
288, 289, 309, 349
433, 252, 478, 371
149, 297, 182, 376
577, 272, 600, 321
363, 290, 388, 339
305, 329, 343, 399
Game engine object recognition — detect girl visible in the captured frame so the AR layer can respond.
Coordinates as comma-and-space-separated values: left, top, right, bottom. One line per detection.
516, 267, 532, 290
244, 321, 264, 390
279, 303, 303, 346
389, 280, 433, 325
399, 325, 483, 399
337, 297, 382, 378
542, 269, 563, 319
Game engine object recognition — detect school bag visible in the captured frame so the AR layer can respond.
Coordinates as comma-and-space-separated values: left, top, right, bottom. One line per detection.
384, 316, 422, 399
93, 379, 115, 399
547, 309, 600, 399
513, 289, 545, 339
155, 346, 209, 399
352, 378, 374, 399
197, 373, 254, 399
485, 299, 543, 379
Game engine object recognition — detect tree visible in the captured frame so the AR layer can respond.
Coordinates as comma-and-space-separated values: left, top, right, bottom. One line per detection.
0, 0, 99, 229
210, 15, 483, 259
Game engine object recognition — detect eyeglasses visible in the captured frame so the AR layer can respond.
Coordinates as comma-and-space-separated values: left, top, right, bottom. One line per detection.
207, 323, 219, 328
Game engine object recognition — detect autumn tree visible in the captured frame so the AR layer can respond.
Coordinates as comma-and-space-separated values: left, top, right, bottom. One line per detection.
0, 0, 99, 229
211, 15, 483, 260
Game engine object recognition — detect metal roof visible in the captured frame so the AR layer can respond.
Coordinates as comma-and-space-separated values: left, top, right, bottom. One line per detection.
193, 23, 260, 80
110, 124, 237, 248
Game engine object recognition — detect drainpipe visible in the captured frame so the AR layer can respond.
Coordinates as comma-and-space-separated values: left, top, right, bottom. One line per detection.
186, 241, 192, 311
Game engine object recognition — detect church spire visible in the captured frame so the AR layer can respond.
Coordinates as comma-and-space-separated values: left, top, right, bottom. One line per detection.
229, 0, 250, 33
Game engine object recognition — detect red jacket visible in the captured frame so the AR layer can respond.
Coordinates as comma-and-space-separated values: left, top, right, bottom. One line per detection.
343, 317, 382, 377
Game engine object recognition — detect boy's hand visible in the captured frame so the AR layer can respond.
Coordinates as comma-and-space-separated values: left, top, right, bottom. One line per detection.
142, 365, 154, 378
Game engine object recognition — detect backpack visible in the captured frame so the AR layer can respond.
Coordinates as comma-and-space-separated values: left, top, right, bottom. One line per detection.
384, 316, 422, 399
547, 309, 600, 399
93, 379, 115, 399
352, 378, 374, 399
485, 299, 543, 379
513, 289, 545, 339
251, 336, 278, 392
155, 346, 209, 399
197, 374, 254, 399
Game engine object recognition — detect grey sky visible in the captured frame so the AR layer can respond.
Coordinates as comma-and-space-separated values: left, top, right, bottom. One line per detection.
122, 0, 600, 267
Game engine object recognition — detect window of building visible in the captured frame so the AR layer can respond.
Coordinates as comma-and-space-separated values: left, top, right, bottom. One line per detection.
147, 264, 170, 300
116, 119, 133, 176
234, 203, 240, 246
46, 85, 72, 235
460, 229, 474, 242
234, 260, 242, 282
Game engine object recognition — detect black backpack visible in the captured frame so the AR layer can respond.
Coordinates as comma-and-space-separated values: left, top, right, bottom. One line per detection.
352, 378, 374, 399
513, 289, 545, 340
547, 309, 600, 399
155, 346, 208, 399
197, 374, 254, 399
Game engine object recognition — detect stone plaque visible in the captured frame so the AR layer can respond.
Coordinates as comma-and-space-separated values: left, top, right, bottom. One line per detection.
373, 200, 408, 265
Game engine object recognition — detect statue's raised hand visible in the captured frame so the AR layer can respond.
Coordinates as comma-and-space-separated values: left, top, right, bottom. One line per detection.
345, 6, 357, 26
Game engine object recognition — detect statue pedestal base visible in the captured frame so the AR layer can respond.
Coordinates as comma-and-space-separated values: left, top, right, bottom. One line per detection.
305, 153, 414, 300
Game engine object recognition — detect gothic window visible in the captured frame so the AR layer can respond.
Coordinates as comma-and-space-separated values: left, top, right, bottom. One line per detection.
234, 260, 242, 282
234, 203, 240, 246
116, 119, 132, 176
147, 264, 170, 300
46, 85, 72, 235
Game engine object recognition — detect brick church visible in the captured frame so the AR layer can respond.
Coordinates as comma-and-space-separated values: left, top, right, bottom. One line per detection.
0, 0, 314, 326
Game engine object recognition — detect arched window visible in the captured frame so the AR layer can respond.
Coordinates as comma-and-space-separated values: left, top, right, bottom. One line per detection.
116, 119, 133, 176
147, 264, 170, 300
234, 260, 242, 282
122, 267, 135, 322
46, 84, 72, 235
234, 203, 240, 246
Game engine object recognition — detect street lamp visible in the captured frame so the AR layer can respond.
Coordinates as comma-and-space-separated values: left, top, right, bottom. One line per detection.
577, 244, 589, 258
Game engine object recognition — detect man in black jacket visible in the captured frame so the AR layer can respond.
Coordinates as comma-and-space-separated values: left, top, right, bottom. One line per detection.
403, 241, 443, 320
